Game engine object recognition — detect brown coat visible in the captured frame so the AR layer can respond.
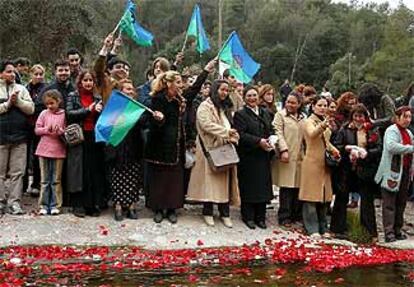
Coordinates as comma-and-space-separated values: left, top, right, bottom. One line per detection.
186, 98, 240, 205
299, 114, 336, 203
94, 55, 118, 104
272, 109, 305, 188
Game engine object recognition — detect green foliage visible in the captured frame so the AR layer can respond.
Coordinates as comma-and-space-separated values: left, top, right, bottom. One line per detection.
346, 210, 372, 244
0, 0, 413, 94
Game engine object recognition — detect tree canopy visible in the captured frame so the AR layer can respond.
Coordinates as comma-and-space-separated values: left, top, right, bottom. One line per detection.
1, 0, 413, 97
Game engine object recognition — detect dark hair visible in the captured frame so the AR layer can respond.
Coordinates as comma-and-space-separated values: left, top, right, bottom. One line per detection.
13, 57, 31, 67
66, 48, 84, 65
349, 103, 369, 120
54, 59, 70, 70
287, 91, 303, 104
203, 80, 212, 87
43, 89, 63, 103
107, 58, 131, 70
395, 106, 411, 117
223, 69, 235, 79
210, 80, 233, 121
152, 57, 170, 73
0, 60, 14, 72
403, 83, 414, 106
145, 68, 154, 80
243, 85, 259, 98
76, 70, 97, 91
309, 95, 328, 115
358, 83, 383, 109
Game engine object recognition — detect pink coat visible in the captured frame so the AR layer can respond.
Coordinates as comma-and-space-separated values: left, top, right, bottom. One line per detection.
35, 109, 66, 159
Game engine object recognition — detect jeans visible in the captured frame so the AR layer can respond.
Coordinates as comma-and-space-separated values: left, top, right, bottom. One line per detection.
39, 157, 64, 209
302, 201, 329, 235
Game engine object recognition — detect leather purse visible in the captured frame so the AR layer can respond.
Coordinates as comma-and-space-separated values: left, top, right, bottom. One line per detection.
62, 123, 84, 146
198, 136, 239, 172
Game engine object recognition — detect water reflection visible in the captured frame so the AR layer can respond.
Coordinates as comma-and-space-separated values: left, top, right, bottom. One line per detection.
82, 263, 413, 286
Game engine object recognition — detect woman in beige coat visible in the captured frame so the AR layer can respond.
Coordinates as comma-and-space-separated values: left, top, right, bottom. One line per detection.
272, 93, 305, 226
299, 95, 340, 238
187, 80, 240, 228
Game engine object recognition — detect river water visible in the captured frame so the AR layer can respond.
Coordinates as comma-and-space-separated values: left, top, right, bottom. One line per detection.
83, 262, 414, 286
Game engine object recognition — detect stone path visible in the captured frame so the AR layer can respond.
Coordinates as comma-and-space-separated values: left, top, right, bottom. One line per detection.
1, 193, 414, 250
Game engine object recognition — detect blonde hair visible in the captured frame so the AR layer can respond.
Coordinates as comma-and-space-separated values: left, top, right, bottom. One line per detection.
150, 71, 181, 96
30, 64, 45, 74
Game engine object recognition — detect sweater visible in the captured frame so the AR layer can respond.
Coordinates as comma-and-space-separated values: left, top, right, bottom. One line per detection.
35, 109, 66, 159
0, 79, 34, 144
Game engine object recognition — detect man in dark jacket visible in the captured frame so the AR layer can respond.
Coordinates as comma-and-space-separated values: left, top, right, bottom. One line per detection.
0, 60, 34, 214
279, 79, 292, 108
39, 59, 75, 110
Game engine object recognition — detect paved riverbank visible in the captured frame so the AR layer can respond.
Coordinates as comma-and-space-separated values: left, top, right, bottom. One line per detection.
1, 194, 414, 249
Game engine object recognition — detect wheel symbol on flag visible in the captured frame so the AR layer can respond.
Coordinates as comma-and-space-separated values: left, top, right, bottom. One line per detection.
233, 54, 243, 69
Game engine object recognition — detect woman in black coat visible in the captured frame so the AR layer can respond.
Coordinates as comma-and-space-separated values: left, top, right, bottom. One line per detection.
144, 70, 187, 224
234, 86, 274, 229
65, 70, 106, 217
331, 104, 382, 241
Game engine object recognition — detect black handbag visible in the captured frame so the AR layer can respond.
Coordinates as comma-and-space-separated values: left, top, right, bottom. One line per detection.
62, 124, 84, 146
325, 150, 341, 167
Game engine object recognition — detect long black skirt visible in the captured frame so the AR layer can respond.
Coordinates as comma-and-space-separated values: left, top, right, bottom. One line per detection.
146, 161, 184, 210
71, 131, 107, 210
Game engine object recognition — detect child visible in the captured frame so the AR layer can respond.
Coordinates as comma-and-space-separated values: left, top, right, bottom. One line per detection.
35, 89, 66, 215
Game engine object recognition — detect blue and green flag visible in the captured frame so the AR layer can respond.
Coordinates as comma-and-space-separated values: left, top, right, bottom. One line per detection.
119, 0, 153, 47
95, 90, 147, 146
218, 31, 260, 83
185, 4, 210, 54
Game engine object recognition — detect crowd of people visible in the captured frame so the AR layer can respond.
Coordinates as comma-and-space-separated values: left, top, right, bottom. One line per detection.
2, 32, 414, 244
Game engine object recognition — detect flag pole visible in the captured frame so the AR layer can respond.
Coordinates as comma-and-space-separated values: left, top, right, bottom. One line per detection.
111, 19, 122, 35
181, 33, 188, 53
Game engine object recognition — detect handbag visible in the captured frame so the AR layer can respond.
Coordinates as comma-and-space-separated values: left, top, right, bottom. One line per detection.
325, 150, 341, 167
198, 136, 239, 172
62, 123, 84, 146
322, 131, 340, 168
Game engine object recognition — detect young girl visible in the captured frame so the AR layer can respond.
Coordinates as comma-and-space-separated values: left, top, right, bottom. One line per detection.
35, 89, 66, 215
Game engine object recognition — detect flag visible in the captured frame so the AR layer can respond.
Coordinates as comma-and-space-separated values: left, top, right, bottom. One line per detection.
218, 31, 260, 83
119, 0, 153, 47
185, 4, 210, 54
95, 90, 147, 146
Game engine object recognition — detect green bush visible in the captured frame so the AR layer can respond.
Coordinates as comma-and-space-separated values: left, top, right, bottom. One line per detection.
346, 210, 372, 244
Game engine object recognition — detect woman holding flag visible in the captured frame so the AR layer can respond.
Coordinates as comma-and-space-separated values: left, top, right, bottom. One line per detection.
145, 70, 187, 224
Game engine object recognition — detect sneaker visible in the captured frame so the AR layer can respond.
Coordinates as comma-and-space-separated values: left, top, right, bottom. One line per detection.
39, 208, 48, 215
50, 208, 60, 215
203, 216, 215, 226
8, 203, 25, 215
221, 217, 233, 228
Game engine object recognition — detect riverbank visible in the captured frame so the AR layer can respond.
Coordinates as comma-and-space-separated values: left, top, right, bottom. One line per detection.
2, 194, 414, 249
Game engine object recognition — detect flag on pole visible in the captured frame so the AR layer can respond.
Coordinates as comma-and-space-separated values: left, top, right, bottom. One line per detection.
119, 0, 153, 47
185, 4, 210, 54
218, 31, 260, 83
95, 90, 148, 146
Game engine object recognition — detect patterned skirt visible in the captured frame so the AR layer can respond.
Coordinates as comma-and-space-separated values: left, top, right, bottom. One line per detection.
111, 162, 143, 207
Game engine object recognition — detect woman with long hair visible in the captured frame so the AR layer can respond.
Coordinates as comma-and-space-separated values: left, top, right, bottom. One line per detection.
259, 84, 277, 118
187, 80, 240, 228
66, 70, 106, 217
299, 96, 340, 238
